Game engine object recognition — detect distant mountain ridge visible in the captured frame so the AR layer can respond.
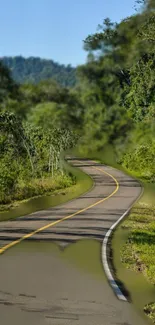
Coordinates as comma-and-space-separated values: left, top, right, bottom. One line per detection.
1, 56, 77, 87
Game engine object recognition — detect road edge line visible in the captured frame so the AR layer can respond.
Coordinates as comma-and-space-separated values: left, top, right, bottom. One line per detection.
101, 183, 144, 302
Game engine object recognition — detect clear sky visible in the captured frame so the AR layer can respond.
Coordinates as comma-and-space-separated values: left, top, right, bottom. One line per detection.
0, 0, 136, 67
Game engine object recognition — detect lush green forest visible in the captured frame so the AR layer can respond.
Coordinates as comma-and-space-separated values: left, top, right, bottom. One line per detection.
0, 60, 80, 207
0, 0, 155, 318
77, 0, 155, 183
1, 56, 76, 87
0, 0, 154, 207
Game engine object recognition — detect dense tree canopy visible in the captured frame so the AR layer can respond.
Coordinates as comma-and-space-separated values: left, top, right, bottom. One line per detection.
76, 0, 155, 179
0, 61, 19, 103
0, 0, 155, 206
0, 63, 78, 205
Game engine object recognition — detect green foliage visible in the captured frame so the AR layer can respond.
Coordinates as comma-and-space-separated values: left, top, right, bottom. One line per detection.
76, 0, 155, 181
0, 61, 19, 104
144, 302, 155, 323
20, 80, 69, 104
124, 53, 155, 121
0, 55, 81, 208
0, 111, 78, 205
0, 158, 19, 203
27, 102, 60, 129
121, 204, 155, 285
118, 120, 155, 181
1, 56, 77, 87
27, 100, 84, 131
121, 143, 155, 181
0, 0, 155, 209
80, 102, 132, 154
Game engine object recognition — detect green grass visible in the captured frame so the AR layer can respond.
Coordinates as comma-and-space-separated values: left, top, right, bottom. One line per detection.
144, 303, 155, 323
0, 158, 93, 222
121, 204, 155, 285
120, 185, 155, 323
0, 173, 74, 210
75, 146, 155, 323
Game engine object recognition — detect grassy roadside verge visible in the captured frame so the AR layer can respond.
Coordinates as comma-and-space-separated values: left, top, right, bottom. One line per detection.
75, 147, 155, 323
119, 184, 155, 323
0, 173, 74, 212
0, 158, 93, 222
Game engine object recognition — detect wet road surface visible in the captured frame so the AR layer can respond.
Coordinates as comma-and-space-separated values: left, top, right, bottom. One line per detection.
0, 158, 149, 325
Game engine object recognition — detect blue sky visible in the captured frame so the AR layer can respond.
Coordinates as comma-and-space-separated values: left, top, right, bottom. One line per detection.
0, 0, 136, 66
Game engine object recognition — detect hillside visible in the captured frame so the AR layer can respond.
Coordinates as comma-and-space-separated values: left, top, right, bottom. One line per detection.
1, 56, 77, 87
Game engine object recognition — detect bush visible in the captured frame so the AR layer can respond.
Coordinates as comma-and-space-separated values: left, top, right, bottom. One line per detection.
0, 162, 19, 203
122, 142, 155, 181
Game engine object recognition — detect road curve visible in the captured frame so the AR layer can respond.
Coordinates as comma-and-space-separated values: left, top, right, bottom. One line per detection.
0, 158, 148, 325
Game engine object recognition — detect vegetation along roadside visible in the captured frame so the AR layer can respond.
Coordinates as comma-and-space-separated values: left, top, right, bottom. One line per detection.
0, 0, 154, 322
120, 184, 155, 323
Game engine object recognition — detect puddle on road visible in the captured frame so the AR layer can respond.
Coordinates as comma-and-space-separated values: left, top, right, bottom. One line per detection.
4, 236, 155, 324
0, 191, 74, 221
7, 239, 105, 280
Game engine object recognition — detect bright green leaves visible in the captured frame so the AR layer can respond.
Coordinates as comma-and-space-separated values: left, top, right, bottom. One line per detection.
125, 53, 155, 121
0, 111, 78, 204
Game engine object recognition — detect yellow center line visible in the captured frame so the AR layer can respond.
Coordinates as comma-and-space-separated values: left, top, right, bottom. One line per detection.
0, 165, 119, 255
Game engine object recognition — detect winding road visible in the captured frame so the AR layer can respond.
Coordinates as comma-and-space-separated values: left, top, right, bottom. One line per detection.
0, 158, 148, 325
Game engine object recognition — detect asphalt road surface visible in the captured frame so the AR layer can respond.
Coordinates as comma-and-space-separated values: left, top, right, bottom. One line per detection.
0, 158, 148, 325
